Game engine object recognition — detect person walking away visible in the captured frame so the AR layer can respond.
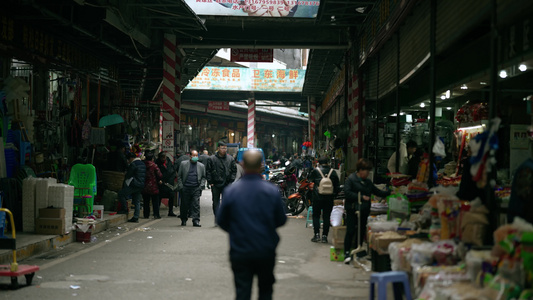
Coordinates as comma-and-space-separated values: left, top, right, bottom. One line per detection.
156, 152, 178, 217
118, 152, 146, 223
199, 150, 210, 189
344, 158, 391, 264
177, 150, 206, 227
217, 150, 287, 300
308, 156, 340, 243
234, 156, 245, 182
142, 150, 163, 219
387, 140, 417, 175
206, 141, 237, 224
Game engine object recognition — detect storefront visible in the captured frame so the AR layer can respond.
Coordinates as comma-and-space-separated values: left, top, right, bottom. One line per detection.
320, 0, 533, 298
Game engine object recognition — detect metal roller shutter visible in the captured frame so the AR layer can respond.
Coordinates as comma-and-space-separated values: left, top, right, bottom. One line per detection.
378, 39, 398, 98
366, 58, 379, 100
399, 0, 430, 83
436, 0, 490, 53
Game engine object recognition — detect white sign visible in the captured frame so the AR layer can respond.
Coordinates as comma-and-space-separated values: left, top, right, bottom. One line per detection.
162, 139, 174, 153
162, 121, 174, 140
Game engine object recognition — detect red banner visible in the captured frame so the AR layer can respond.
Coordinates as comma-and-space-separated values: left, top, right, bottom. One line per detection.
230, 49, 273, 62
208, 101, 230, 111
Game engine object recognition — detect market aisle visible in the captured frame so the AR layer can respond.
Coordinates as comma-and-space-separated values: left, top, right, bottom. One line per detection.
0, 192, 370, 300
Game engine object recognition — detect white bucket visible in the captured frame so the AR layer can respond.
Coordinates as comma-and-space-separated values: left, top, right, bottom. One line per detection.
93, 205, 104, 220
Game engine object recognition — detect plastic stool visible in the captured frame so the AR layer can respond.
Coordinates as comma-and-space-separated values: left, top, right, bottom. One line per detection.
305, 206, 313, 228
369, 271, 412, 300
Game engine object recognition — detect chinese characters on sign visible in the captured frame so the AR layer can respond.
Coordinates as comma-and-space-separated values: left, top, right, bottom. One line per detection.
230, 49, 273, 62
185, 0, 320, 18
208, 101, 230, 111
186, 67, 305, 92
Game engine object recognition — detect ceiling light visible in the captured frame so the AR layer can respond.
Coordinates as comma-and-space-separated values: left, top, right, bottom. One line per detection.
272, 134, 275, 138
480, 82, 487, 85
445, 90, 451, 99
231, 132, 235, 136
391, 113, 397, 116
420, 103, 425, 108
400, 112, 405, 115
440, 95, 446, 100
499, 70, 508, 78
447, 107, 452, 110
461, 84, 468, 90
188, 125, 192, 130
519, 64, 527, 72
355, 7, 365, 13
330, 16, 336, 21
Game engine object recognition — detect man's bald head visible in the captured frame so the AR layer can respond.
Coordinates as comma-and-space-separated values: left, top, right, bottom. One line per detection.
243, 150, 263, 174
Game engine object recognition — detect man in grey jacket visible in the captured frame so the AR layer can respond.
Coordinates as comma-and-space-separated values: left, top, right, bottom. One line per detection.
177, 150, 206, 227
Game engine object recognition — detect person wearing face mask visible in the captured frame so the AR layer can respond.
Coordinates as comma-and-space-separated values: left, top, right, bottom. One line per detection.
206, 141, 237, 225
343, 158, 391, 264
177, 150, 206, 227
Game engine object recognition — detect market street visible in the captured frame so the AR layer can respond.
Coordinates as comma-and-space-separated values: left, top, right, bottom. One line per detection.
0, 193, 370, 300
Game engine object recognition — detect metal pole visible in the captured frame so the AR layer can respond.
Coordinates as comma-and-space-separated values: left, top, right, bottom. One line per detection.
487, 0, 498, 241
395, 33, 401, 173
429, 0, 437, 186
376, 54, 380, 172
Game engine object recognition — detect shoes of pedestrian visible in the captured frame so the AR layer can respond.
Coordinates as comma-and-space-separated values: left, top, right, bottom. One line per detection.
168, 212, 177, 217
311, 233, 320, 243
344, 255, 352, 265
321, 235, 328, 243
143, 215, 150, 219
128, 218, 139, 223
181, 220, 187, 226
154, 216, 161, 219
193, 221, 201, 227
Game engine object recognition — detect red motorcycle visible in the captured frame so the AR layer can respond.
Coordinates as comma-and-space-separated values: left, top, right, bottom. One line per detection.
286, 171, 314, 216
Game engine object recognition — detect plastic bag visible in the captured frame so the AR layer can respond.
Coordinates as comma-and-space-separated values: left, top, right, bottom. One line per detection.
330, 205, 344, 227
410, 242, 435, 266
368, 221, 399, 232
432, 137, 446, 158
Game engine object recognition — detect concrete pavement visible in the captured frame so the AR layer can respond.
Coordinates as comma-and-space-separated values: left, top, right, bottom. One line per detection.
0, 191, 371, 299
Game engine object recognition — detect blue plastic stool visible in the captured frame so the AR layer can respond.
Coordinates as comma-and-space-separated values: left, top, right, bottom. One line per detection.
369, 271, 412, 300
305, 206, 313, 228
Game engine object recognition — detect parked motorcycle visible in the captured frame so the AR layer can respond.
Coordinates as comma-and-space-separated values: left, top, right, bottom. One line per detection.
285, 171, 314, 216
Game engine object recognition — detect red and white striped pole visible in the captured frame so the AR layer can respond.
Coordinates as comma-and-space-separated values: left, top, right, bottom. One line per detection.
162, 33, 176, 159
175, 44, 182, 148
308, 97, 316, 150
247, 98, 256, 148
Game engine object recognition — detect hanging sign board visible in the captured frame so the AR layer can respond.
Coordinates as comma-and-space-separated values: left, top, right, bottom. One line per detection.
208, 101, 230, 111
186, 67, 305, 92
231, 49, 273, 62
183, 1, 320, 18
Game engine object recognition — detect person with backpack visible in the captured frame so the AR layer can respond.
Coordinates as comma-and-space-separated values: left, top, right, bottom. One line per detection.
308, 156, 340, 243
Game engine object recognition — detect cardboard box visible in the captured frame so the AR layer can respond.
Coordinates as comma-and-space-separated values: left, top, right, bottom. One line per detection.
332, 226, 347, 241
330, 247, 345, 262
332, 238, 344, 249
36, 218, 65, 235
371, 232, 406, 254
39, 208, 66, 219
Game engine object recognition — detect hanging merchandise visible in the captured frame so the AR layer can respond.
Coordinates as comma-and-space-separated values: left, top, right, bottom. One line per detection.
469, 118, 501, 188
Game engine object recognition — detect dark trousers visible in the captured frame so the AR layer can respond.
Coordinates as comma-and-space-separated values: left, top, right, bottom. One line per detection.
231, 257, 276, 300
344, 208, 370, 257
180, 186, 201, 222
312, 195, 333, 236
118, 186, 143, 219
211, 185, 226, 220
160, 186, 176, 215
142, 193, 161, 218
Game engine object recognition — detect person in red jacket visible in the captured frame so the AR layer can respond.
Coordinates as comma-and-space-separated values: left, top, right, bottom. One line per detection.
142, 150, 163, 219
